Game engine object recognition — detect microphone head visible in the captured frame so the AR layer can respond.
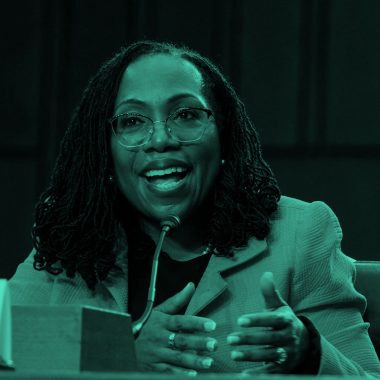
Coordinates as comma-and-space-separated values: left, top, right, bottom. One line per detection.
160, 215, 181, 231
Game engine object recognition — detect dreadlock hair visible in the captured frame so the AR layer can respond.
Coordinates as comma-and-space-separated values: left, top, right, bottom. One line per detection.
32, 39, 281, 291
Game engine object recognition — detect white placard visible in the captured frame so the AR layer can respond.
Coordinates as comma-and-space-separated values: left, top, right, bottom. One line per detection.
0, 280, 13, 369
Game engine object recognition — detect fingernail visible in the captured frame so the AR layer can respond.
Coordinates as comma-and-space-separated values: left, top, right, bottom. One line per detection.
231, 351, 244, 360
201, 357, 213, 368
187, 370, 198, 376
237, 317, 250, 326
204, 321, 216, 332
206, 339, 217, 351
227, 335, 240, 344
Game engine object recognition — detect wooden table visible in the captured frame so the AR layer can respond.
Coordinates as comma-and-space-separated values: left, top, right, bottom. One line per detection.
0, 372, 371, 380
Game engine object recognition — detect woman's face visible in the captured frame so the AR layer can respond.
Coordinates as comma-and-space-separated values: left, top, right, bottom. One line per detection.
111, 53, 221, 224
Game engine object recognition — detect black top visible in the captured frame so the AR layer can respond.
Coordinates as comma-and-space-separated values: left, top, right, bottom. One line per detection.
128, 248, 211, 320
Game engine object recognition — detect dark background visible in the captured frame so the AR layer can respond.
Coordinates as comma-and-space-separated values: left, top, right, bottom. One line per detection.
1, 0, 379, 279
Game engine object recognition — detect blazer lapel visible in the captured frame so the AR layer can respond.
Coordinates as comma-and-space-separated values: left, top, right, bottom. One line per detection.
104, 225, 268, 315
185, 237, 268, 316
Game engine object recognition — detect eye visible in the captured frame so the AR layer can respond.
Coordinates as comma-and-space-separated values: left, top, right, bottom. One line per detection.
116, 114, 147, 129
173, 108, 200, 121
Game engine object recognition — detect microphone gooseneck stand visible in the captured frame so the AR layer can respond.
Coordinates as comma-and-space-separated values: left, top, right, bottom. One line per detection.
132, 215, 181, 338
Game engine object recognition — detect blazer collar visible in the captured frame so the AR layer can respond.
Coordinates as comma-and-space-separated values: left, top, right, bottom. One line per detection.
185, 237, 268, 315
104, 226, 268, 315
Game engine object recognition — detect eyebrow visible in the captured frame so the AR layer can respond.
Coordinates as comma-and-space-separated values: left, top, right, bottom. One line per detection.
115, 93, 200, 111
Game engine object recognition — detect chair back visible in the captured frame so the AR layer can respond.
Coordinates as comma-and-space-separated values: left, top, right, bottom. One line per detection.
354, 261, 380, 359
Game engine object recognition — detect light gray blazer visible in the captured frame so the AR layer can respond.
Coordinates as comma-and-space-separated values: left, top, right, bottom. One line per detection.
9, 195, 380, 375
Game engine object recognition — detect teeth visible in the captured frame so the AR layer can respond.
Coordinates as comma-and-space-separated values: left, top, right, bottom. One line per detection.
144, 167, 188, 178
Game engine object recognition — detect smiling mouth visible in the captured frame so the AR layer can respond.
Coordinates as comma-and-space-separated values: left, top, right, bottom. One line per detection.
143, 169, 191, 191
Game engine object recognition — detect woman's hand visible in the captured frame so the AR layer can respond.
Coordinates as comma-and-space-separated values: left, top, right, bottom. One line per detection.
134, 282, 218, 376
227, 272, 310, 374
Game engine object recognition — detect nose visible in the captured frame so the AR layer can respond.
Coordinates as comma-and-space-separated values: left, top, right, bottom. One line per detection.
143, 120, 180, 152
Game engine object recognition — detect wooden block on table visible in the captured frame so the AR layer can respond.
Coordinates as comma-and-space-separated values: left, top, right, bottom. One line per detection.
12, 305, 137, 372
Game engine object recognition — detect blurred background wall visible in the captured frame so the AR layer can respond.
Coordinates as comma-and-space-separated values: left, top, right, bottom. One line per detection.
1, 0, 379, 279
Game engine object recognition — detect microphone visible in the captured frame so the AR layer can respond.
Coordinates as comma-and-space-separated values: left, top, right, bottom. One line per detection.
132, 215, 181, 337
160, 215, 181, 233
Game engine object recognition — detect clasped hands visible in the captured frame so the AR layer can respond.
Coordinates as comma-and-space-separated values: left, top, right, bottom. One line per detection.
134, 272, 310, 376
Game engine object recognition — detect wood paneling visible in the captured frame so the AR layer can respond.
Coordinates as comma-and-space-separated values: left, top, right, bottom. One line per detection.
0, 1, 42, 149
240, 0, 302, 146
0, 160, 36, 278
66, 0, 130, 128
327, 0, 380, 145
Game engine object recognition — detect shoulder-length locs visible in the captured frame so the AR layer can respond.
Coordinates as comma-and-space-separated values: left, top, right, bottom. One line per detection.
32, 40, 281, 290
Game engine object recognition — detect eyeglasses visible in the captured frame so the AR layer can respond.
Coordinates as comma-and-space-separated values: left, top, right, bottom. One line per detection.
109, 107, 214, 148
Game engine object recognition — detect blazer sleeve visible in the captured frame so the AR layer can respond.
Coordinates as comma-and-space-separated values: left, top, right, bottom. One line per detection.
291, 201, 380, 376
9, 248, 55, 305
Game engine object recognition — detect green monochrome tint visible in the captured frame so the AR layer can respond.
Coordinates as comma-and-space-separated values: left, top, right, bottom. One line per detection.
109, 107, 213, 148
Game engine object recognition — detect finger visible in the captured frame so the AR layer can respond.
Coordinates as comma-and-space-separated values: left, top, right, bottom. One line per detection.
237, 311, 293, 328
168, 314, 217, 333
162, 348, 215, 370
227, 327, 295, 346
169, 332, 218, 353
154, 363, 198, 377
155, 282, 195, 314
230, 345, 283, 362
260, 272, 288, 310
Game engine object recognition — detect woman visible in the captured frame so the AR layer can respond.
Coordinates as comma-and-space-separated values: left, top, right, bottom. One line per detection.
9, 40, 380, 376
